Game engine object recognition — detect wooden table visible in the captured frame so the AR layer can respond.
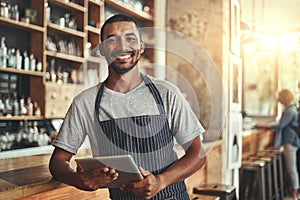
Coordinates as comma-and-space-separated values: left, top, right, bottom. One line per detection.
0, 149, 110, 200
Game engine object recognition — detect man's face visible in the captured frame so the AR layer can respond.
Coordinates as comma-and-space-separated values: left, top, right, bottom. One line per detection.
100, 21, 144, 74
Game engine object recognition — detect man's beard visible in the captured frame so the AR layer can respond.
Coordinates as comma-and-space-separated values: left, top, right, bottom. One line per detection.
109, 59, 139, 74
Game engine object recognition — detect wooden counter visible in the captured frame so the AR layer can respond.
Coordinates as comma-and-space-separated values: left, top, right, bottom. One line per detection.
242, 128, 275, 159
0, 148, 110, 200
0, 141, 223, 199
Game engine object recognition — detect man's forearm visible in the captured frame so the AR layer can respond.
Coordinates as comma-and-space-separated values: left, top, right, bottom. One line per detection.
49, 148, 92, 191
157, 137, 206, 190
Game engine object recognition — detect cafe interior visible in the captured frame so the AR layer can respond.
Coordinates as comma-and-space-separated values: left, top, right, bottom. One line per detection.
0, 0, 300, 199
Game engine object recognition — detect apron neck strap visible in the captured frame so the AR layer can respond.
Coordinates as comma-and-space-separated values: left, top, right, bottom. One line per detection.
141, 74, 166, 115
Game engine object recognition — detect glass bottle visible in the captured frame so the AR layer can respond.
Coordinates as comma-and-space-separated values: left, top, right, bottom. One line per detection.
23, 51, 29, 70
32, 121, 39, 143
34, 101, 41, 116
7, 48, 16, 68
19, 96, 27, 115
0, 37, 7, 68
0, 96, 4, 116
4, 96, 12, 116
50, 59, 56, 82
30, 54, 36, 71
13, 93, 19, 116
26, 97, 33, 116
15, 49, 22, 70
56, 65, 63, 85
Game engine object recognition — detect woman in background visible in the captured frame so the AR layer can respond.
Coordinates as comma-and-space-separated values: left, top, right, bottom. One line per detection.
256, 89, 300, 200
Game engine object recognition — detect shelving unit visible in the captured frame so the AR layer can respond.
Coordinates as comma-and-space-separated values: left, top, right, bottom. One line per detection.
105, 0, 153, 22
0, 0, 155, 156
0, 68, 44, 77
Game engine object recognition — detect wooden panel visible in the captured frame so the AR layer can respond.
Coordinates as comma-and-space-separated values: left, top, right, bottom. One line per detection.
242, 129, 275, 159
0, 179, 17, 192
0, 187, 23, 200
19, 186, 110, 200
44, 83, 76, 118
0, 165, 51, 187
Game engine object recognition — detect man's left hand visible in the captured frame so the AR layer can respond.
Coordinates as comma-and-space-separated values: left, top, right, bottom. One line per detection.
121, 167, 164, 199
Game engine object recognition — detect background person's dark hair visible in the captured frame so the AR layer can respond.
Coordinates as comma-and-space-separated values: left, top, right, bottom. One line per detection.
100, 14, 139, 42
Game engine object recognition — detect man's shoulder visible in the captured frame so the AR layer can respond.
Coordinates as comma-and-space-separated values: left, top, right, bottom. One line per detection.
73, 84, 99, 103
146, 75, 180, 94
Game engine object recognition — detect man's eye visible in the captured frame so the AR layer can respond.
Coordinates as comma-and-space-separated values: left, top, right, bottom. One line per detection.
126, 37, 137, 42
107, 38, 117, 43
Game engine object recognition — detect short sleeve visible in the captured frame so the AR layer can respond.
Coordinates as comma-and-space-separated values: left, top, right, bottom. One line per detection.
51, 102, 87, 154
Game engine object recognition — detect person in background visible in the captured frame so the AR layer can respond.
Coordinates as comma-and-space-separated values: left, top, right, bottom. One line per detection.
49, 14, 206, 200
256, 89, 300, 200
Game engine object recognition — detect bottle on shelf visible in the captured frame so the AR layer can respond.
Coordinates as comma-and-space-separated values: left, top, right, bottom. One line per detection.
39, 128, 50, 146
15, 49, 22, 70
0, 1, 9, 18
7, 48, 16, 68
33, 101, 41, 116
26, 97, 33, 116
13, 93, 19, 116
19, 96, 27, 115
10, 5, 19, 21
23, 51, 29, 70
56, 65, 63, 85
27, 121, 34, 143
29, 53, 36, 71
45, 3, 51, 22
0, 95, 4, 116
36, 61, 42, 72
0, 37, 7, 68
4, 96, 13, 116
32, 121, 39, 143
50, 59, 57, 82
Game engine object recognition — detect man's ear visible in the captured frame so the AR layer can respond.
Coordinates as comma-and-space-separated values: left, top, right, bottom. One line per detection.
140, 41, 145, 55
99, 43, 105, 56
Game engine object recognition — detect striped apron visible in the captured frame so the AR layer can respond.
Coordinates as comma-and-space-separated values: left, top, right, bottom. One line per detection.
94, 74, 190, 200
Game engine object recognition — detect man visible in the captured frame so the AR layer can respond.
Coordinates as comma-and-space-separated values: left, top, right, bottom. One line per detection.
49, 14, 206, 199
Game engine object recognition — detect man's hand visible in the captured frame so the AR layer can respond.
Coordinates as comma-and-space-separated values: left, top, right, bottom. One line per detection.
121, 168, 163, 199
77, 166, 119, 190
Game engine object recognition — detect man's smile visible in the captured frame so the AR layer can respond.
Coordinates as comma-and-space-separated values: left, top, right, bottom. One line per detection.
111, 51, 136, 63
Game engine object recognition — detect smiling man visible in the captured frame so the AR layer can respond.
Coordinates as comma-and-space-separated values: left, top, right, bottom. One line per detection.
49, 14, 206, 200
100, 20, 144, 75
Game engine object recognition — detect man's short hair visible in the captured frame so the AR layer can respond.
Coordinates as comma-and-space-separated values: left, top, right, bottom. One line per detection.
100, 14, 139, 42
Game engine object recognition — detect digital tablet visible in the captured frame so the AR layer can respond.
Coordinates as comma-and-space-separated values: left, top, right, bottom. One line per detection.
75, 155, 143, 188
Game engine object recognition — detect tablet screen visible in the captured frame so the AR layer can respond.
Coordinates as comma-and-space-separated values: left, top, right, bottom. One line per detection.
75, 155, 143, 188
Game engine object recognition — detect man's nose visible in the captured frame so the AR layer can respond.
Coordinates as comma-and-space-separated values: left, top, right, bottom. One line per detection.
117, 37, 128, 50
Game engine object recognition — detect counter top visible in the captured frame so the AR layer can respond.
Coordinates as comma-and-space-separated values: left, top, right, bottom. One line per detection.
0, 148, 101, 199
242, 128, 270, 137
0, 141, 223, 199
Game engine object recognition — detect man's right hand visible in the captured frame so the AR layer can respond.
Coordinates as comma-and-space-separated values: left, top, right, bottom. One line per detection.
76, 166, 119, 190
49, 147, 119, 191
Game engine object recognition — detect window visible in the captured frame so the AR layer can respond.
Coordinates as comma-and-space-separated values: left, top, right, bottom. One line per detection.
242, 32, 300, 120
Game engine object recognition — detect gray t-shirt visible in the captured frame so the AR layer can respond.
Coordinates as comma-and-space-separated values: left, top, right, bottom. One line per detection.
52, 75, 205, 155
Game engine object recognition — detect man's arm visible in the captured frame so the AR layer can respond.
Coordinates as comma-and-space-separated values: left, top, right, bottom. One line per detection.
49, 147, 119, 191
123, 136, 206, 199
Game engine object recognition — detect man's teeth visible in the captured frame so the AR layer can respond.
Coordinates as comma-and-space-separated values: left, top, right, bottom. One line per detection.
117, 54, 131, 59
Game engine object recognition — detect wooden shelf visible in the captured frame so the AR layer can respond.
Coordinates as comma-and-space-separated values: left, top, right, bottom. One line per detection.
105, 0, 153, 22
45, 51, 86, 63
48, 0, 86, 12
87, 56, 101, 63
0, 17, 45, 33
0, 0, 155, 156
47, 22, 86, 38
0, 68, 44, 77
0, 116, 44, 121
87, 26, 100, 35
89, 0, 104, 7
